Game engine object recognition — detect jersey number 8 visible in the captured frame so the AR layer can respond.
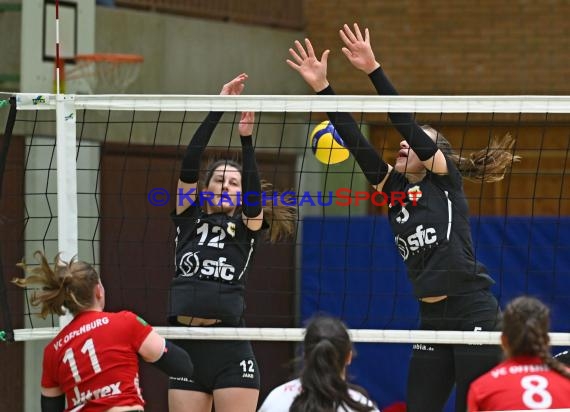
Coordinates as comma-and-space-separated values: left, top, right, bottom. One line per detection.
521, 375, 552, 409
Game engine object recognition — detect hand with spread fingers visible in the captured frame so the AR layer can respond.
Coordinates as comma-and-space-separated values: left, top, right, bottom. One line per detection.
286, 38, 330, 92
339, 23, 380, 74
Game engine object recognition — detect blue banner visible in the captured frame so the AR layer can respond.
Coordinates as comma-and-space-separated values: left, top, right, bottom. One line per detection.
301, 216, 570, 410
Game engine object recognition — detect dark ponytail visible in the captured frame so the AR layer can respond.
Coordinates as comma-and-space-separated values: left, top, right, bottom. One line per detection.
503, 296, 570, 379
290, 316, 375, 412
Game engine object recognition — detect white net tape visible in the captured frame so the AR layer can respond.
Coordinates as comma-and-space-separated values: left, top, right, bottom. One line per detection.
12, 327, 570, 346
15, 93, 570, 113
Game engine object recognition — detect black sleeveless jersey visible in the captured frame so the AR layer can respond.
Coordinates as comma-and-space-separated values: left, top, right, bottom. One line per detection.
168, 204, 263, 326
383, 157, 494, 297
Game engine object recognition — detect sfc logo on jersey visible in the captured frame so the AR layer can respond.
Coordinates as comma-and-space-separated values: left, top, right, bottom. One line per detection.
395, 224, 438, 261
179, 251, 200, 277
178, 251, 237, 281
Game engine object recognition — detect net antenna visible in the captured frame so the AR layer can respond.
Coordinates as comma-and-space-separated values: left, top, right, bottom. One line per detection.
66, 53, 144, 94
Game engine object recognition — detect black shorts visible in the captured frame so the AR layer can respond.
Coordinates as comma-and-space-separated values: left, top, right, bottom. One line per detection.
419, 288, 502, 331
408, 289, 503, 412
168, 338, 260, 393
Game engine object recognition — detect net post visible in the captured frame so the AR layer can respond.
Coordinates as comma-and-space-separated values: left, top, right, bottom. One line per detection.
56, 94, 78, 327
53, 57, 66, 95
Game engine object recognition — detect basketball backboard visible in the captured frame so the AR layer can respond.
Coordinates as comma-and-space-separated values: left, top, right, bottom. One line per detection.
20, 0, 95, 93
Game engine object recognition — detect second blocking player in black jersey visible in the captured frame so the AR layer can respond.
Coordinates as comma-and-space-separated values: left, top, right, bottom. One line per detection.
167, 73, 296, 412
287, 24, 520, 412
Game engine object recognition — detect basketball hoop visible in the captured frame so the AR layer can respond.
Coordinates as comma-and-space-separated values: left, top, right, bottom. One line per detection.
65, 53, 144, 94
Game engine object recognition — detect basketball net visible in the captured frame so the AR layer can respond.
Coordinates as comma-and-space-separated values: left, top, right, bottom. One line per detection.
62, 54, 144, 94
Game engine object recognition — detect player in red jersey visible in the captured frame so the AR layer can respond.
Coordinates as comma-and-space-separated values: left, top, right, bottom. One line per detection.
12, 251, 194, 412
467, 296, 570, 411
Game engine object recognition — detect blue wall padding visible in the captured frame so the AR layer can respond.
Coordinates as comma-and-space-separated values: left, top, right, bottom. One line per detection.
301, 216, 570, 410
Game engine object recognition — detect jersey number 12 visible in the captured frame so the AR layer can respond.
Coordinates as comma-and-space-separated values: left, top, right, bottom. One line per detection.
197, 223, 226, 249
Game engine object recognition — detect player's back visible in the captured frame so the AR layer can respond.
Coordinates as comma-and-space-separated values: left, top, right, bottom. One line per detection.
468, 356, 570, 411
258, 378, 379, 412
42, 310, 152, 411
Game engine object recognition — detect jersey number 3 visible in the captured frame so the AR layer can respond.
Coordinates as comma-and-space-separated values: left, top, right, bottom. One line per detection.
62, 338, 102, 383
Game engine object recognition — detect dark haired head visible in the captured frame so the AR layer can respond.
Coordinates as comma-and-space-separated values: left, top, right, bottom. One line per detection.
502, 296, 570, 379
201, 157, 297, 243
203, 158, 242, 189
290, 315, 375, 412
502, 296, 550, 358
303, 315, 352, 372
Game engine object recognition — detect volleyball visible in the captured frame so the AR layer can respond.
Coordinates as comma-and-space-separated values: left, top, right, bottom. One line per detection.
310, 121, 350, 165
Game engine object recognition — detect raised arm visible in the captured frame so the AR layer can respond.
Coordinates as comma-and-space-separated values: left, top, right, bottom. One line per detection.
340, 23, 448, 175
238, 111, 264, 231
177, 73, 249, 215
286, 38, 392, 191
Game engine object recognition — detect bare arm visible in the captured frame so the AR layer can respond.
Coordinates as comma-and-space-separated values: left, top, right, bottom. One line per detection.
340, 23, 448, 175
137, 329, 166, 362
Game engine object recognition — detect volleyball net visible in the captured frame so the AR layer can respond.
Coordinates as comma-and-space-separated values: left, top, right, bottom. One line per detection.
2, 93, 570, 344
2, 92, 570, 409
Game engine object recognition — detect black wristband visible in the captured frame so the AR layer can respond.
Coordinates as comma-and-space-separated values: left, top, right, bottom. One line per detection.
179, 111, 223, 183
240, 135, 262, 217
41, 394, 65, 412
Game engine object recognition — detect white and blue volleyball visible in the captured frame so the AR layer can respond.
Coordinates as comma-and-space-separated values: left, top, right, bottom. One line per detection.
310, 120, 349, 165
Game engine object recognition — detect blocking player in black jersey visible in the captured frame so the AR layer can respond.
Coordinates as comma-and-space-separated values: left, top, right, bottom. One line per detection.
167, 73, 296, 412
287, 25, 520, 412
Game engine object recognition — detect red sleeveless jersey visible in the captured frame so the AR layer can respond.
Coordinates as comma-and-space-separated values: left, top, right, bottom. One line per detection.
467, 356, 570, 411
42, 310, 153, 411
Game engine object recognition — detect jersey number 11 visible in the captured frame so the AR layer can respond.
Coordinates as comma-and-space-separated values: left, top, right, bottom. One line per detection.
62, 338, 102, 383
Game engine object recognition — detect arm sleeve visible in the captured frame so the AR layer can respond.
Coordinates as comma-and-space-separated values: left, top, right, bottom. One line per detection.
240, 135, 262, 218
368, 67, 438, 161
41, 394, 65, 412
151, 339, 194, 378
179, 111, 223, 183
317, 85, 389, 186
